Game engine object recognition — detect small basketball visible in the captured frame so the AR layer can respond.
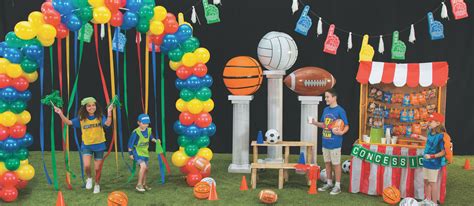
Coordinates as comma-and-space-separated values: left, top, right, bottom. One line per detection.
382, 186, 401, 205
107, 191, 128, 206
259, 189, 278, 204
331, 119, 345, 131
223, 56, 263, 95
193, 181, 211, 199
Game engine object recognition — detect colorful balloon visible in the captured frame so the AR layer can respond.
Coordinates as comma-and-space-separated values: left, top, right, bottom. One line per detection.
0, 74, 12, 88
125, 0, 142, 12
11, 78, 29, 92
185, 144, 199, 157
138, 5, 154, 21
14, 21, 36, 40
0, 100, 8, 113
4, 48, 23, 64
1, 186, 19, 202
196, 87, 212, 101
28, 11, 45, 31
22, 71, 38, 83
9, 123, 27, 138
110, 10, 123, 27
76, 6, 93, 23
187, 99, 204, 115
152, 6, 167, 21
14, 148, 29, 161
171, 150, 189, 167
176, 66, 192, 80
0, 125, 8, 141
5, 32, 24, 48
88, 0, 105, 7
195, 112, 212, 128
122, 11, 139, 30
20, 58, 39, 74
17, 111, 31, 125
177, 135, 192, 147
149, 20, 164, 35
0, 111, 18, 127
23, 45, 43, 61
195, 136, 210, 148
5, 157, 20, 171
197, 147, 213, 161
173, 120, 187, 135
136, 19, 150, 34
6, 64, 23, 78
19, 133, 34, 147
185, 125, 201, 139
93, 6, 112, 24
168, 48, 184, 62
15, 164, 35, 181
202, 74, 214, 88
180, 37, 200, 53
194, 48, 211, 64
0, 172, 18, 187
176, 24, 193, 42
65, 14, 82, 32
192, 63, 208, 77
186, 172, 202, 187
105, 0, 121, 11
38, 36, 55, 47
179, 89, 195, 101
169, 60, 182, 71
41, 2, 55, 13
43, 10, 61, 26
179, 112, 195, 126
185, 76, 202, 91
37, 24, 57, 40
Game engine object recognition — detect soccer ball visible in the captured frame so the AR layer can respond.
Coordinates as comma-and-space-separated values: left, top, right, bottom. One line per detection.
257, 31, 298, 71
342, 160, 351, 173
399, 197, 419, 206
265, 129, 281, 144
319, 168, 335, 183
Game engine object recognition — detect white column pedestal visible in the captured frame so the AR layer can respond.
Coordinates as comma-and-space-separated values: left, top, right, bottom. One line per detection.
228, 95, 253, 173
299, 96, 323, 164
264, 70, 286, 163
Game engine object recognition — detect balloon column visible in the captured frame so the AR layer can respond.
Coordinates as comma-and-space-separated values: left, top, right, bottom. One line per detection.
0, 0, 215, 201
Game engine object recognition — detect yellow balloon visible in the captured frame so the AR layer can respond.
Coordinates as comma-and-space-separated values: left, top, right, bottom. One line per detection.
179, 147, 185, 152
6, 64, 23, 78
194, 48, 211, 64
28, 11, 45, 31
187, 99, 203, 114
182, 53, 197, 67
17, 111, 32, 125
149, 20, 164, 35
38, 36, 55, 47
175, 98, 188, 112
1, 111, 18, 127
15, 164, 35, 181
23, 71, 38, 83
197, 148, 213, 161
20, 159, 29, 166
14, 21, 37, 40
152, 6, 167, 21
0, 58, 11, 74
0, 162, 7, 176
202, 99, 214, 113
93, 6, 111, 24
171, 150, 189, 167
37, 24, 57, 40
169, 60, 182, 71
88, 0, 104, 7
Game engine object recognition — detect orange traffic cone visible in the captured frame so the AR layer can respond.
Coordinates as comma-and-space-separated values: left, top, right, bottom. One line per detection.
308, 179, 317, 194
56, 191, 66, 206
464, 159, 471, 170
208, 183, 219, 200
240, 176, 248, 191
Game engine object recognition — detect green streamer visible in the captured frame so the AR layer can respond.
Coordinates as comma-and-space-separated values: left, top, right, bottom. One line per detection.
123, 31, 129, 118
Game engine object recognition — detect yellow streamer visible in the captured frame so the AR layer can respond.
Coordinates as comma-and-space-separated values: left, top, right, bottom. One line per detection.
145, 35, 150, 114
66, 35, 70, 161
107, 24, 119, 174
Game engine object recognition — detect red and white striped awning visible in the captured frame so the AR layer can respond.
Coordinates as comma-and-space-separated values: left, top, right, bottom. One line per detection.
356, 61, 449, 87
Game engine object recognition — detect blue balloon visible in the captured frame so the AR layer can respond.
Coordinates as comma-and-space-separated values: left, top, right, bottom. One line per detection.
2, 138, 20, 152
3, 48, 23, 63
20, 133, 34, 147
159, 45, 171, 54
23, 45, 43, 61
0, 87, 19, 102
18, 90, 32, 102
175, 79, 187, 90
0, 42, 7, 56
126, 0, 143, 12
53, 0, 75, 15
176, 24, 193, 43
66, 14, 82, 32
186, 75, 202, 91
122, 12, 139, 30
162, 34, 179, 50
185, 125, 201, 139
173, 120, 187, 135
201, 123, 216, 137
201, 75, 214, 88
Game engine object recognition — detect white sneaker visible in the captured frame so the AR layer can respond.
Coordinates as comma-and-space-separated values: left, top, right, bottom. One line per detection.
329, 186, 341, 195
86, 178, 93, 190
318, 183, 333, 192
93, 184, 100, 194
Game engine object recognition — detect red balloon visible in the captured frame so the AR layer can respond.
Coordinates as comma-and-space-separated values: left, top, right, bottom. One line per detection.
179, 112, 195, 126
16, 180, 28, 190
148, 42, 160, 52
165, 13, 177, 22
1, 172, 18, 188
186, 173, 202, 187
120, 0, 127, 8
43, 10, 61, 27
1, 187, 18, 202
164, 21, 179, 34
0, 125, 9, 141
149, 34, 164, 45
41, 2, 54, 13
11, 77, 29, 92
176, 66, 192, 80
195, 113, 212, 128
193, 64, 208, 77
110, 11, 123, 27
105, 0, 122, 11
9, 124, 27, 139
185, 157, 199, 174
179, 166, 189, 175
56, 23, 69, 39
0, 74, 12, 88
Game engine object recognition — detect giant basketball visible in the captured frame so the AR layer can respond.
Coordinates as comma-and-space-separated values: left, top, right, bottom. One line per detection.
223, 56, 263, 95
257, 31, 298, 71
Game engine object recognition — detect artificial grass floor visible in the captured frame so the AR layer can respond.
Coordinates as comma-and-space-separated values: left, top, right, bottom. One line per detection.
5, 152, 474, 205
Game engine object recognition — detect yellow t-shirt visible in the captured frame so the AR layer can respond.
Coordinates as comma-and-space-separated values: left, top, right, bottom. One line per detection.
80, 117, 106, 145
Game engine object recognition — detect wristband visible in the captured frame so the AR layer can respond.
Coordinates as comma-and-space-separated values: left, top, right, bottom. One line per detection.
430, 154, 436, 159
128, 151, 133, 155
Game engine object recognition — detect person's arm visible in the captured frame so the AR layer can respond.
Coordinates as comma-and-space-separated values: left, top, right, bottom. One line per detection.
151, 133, 157, 143
312, 121, 325, 128
417, 135, 427, 141
334, 108, 349, 135
54, 106, 73, 126
127, 133, 137, 160
104, 105, 113, 127
424, 135, 446, 159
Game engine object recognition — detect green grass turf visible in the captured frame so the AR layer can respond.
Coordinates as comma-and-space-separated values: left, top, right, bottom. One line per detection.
5, 152, 474, 205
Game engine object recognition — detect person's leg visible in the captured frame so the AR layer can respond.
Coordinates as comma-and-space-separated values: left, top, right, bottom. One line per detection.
138, 162, 146, 186
83, 151, 93, 189
430, 182, 438, 203
143, 164, 148, 186
424, 179, 429, 200
93, 151, 105, 184
332, 148, 342, 187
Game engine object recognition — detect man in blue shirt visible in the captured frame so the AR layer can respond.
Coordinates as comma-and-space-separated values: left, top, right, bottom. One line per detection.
310, 89, 349, 195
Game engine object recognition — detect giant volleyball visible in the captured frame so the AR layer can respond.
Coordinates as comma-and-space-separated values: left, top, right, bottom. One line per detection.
257, 31, 298, 71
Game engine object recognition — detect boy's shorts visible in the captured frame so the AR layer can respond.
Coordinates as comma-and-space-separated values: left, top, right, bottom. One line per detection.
135, 156, 149, 166
322, 148, 341, 165
82, 149, 105, 160
423, 168, 439, 183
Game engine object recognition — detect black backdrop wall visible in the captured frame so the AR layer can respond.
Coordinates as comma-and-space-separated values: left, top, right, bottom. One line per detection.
1, 0, 473, 155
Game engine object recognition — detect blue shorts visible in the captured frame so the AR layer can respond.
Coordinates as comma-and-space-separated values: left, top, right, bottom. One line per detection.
82, 149, 105, 160
135, 155, 149, 166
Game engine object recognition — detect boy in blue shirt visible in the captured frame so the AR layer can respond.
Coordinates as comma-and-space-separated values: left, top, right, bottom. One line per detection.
310, 89, 349, 195
128, 114, 157, 192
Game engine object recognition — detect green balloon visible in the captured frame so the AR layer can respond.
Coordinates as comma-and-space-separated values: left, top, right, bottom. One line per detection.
177, 135, 192, 147
137, 20, 150, 34
143, 0, 156, 7
21, 58, 39, 73
5, 157, 20, 171
168, 48, 184, 62
180, 89, 195, 101
10, 100, 27, 114
196, 136, 210, 148
138, 5, 154, 21
0, 150, 10, 161
77, 6, 93, 23
15, 148, 29, 160
0, 100, 8, 113
23, 38, 41, 47
184, 144, 199, 157
72, 0, 89, 8
196, 87, 212, 101
5, 31, 25, 48
181, 37, 200, 53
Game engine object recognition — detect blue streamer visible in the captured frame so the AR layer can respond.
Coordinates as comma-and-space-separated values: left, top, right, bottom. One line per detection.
152, 43, 165, 183
73, 31, 85, 186
158, 155, 165, 184
40, 48, 53, 185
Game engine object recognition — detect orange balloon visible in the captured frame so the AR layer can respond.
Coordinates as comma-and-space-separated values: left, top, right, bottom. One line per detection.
223, 56, 263, 95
